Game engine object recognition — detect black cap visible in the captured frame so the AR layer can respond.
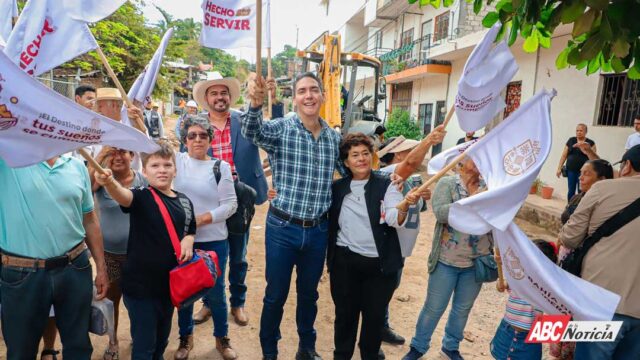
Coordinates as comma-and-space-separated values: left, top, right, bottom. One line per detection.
614, 144, 640, 171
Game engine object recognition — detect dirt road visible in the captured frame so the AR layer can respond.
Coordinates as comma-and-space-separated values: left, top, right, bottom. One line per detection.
9, 116, 556, 359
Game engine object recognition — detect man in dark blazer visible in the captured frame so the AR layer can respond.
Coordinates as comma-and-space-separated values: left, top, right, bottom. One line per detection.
188, 72, 267, 348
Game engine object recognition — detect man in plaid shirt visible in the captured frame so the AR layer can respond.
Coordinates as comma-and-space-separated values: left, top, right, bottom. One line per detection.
243, 72, 347, 360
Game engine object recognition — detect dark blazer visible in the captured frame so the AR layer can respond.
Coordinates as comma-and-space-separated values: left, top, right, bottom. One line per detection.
327, 172, 404, 274
230, 110, 268, 205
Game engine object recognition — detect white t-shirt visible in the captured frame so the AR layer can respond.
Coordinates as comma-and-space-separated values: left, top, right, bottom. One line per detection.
626, 132, 640, 150
173, 152, 237, 242
380, 164, 422, 257
336, 178, 406, 258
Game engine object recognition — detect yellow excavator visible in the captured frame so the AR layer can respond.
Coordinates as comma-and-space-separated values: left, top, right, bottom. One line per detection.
297, 32, 386, 145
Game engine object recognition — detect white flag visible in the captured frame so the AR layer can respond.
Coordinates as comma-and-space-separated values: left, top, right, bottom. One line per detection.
0, 34, 6, 50
455, 23, 518, 132
4, 0, 98, 76
448, 90, 554, 235
0, 51, 159, 168
427, 139, 479, 175
0, 0, 18, 42
62, 0, 126, 23
200, 0, 271, 50
128, 28, 174, 108
496, 223, 620, 321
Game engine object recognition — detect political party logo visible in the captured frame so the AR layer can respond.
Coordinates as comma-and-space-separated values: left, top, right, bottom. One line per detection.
235, 7, 252, 16
503, 139, 541, 176
503, 246, 525, 280
0, 103, 18, 131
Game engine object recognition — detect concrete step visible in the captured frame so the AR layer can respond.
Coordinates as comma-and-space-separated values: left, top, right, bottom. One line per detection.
516, 194, 566, 234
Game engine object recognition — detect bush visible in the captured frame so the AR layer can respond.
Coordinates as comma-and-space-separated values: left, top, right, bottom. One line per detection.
384, 109, 421, 140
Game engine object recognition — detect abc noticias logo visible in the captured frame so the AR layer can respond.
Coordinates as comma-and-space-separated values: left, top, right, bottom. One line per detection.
525, 315, 623, 343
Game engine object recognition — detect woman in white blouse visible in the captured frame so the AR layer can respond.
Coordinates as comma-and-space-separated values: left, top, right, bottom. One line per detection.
173, 115, 239, 360
327, 133, 420, 360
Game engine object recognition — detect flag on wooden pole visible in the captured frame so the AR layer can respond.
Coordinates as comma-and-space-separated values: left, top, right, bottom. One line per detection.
4, 0, 123, 76
199, 0, 271, 50
448, 89, 554, 235
0, 51, 158, 167
455, 23, 518, 132
495, 223, 620, 321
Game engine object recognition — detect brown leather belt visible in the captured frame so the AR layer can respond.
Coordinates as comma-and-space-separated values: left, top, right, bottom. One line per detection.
1, 242, 87, 270
269, 206, 328, 228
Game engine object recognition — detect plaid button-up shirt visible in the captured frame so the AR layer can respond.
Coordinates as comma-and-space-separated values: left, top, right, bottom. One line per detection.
210, 117, 236, 174
242, 107, 347, 220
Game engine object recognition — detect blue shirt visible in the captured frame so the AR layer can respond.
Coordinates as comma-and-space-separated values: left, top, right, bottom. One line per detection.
242, 107, 346, 220
0, 156, 94, 258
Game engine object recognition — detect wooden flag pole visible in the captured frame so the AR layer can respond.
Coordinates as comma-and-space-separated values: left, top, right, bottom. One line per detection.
442, 105, 456, 129
267, 47, 273, 119
95, 46, 146, 133
255, 0, 263, 79
396, 150, 466, 209
77, 148, 107, 176
495, 246, 507, 292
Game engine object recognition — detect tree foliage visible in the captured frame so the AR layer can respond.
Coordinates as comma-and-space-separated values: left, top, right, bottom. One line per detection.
384, 109, 422, 140
408, 0, 640, 79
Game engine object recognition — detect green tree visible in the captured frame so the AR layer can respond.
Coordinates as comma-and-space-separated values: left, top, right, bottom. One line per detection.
384, 109, 422, 140
408, 0, 640, 79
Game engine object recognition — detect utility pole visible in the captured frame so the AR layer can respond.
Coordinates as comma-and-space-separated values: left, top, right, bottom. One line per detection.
295, 25, 299, 49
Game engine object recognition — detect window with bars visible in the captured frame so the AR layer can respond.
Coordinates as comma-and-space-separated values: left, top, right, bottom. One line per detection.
420, 20, 433, 61
399, 28, 414, 62
434, 11, 450, 43
375, 30, 383, 50
597, 74, 640, 127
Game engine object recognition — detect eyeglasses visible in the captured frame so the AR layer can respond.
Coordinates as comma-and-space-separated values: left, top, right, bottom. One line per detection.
187, 132, 209, 140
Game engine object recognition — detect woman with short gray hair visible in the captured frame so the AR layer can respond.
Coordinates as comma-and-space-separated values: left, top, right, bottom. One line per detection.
173, 114, 239, 359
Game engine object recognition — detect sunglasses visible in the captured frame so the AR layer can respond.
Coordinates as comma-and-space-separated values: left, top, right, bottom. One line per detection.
187, 132, 209, 140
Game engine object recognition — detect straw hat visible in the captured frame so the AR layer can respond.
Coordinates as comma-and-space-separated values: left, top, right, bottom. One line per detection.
192, 71, 241, 112
377, 135, 420, 158
95, 88, 122, 101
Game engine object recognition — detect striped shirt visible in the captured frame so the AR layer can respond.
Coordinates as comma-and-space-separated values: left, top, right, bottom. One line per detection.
241, 107, 346, 220
504, 290, 542, 330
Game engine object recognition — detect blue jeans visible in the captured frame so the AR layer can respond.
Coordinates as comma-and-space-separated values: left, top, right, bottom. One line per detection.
410, 262, 483, 354
124, 294, 174, 360
177, 240, 229, 337
259, 213, 328, 357
0, 249, 93, 360
490, 319, 541, 360
228, 231, 249, 308
574, 313, 640, 359
567, 170, 580, 201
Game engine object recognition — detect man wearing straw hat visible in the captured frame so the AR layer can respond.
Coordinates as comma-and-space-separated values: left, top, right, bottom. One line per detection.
173, 72, 267, 359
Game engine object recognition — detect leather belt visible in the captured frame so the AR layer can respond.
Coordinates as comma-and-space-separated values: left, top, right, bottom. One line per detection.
1, 242, 87, 270
269, 206, 328, 228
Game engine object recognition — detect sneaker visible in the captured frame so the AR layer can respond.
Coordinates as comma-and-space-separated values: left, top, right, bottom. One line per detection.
173, 335, 193, 360
381, 326, 405, 345
216, 336, 238, 360
401, 347, 424, 360
295, 349, 322, 360
193, 304, 211, 324
440, 347, 464, 360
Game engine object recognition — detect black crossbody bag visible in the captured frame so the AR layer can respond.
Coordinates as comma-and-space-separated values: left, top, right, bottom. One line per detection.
213, 159, 257, 235
561, 197, 640, 277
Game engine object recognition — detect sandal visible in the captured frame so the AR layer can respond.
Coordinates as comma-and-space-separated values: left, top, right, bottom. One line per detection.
104, 343, 120, 360
40, 349, 59, 360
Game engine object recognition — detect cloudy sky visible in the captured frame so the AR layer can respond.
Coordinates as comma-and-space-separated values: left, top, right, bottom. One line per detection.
141, 0, 367, 61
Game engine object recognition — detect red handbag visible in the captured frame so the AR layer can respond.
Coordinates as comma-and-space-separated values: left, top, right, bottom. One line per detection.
149, 188, 221, 308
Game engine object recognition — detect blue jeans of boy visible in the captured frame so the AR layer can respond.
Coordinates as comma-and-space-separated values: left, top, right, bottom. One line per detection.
177, 240, 229, 338
490, 319, 542, 360
574, 313, 640, 359
0, 249, 93, 360
259, 213, 328, 357
124, 294, 174, 360
410, 262, 483, 354
228, 231, 249, 308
